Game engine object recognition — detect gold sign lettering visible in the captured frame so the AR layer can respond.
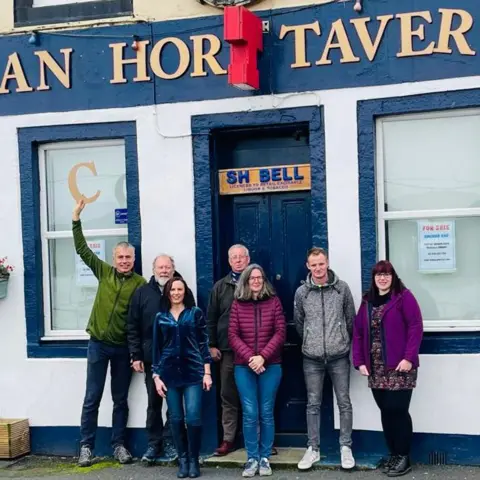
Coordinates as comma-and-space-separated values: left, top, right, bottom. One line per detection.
150, 37, 190, 80
351, 15, 394, 61
435, 8, 475, 55
35, 48, 73, 91
0, 53, 33, 94
279, 22, 321, 68
190, 34, 227, 77
68, 162, 101, 204
0, 8, 477, 95
110, 40, 151, 84
397, 11, 435, 57
317, 19, 360, 65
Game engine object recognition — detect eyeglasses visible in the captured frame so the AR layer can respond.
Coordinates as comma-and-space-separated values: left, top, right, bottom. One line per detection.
375, 273, 392, 279
249, 276, 263, 282
230, 255, 247, 261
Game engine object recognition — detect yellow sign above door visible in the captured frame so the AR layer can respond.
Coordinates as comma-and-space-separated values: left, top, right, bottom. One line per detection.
219, 164, 311, 195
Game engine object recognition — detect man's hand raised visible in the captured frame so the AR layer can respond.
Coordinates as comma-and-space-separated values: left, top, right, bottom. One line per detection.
73, 198, 86, 221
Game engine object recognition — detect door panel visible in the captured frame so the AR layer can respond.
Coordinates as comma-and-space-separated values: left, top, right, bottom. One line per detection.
226, 192, 311, 434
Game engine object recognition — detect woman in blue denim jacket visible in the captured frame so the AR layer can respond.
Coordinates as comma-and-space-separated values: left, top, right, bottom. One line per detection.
152, 277, 212, 478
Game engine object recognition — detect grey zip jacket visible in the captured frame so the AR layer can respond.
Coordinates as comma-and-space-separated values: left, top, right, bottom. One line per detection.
294, 270, 355, 361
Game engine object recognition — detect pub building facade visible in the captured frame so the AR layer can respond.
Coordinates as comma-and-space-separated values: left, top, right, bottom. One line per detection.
0, 0, 479, 466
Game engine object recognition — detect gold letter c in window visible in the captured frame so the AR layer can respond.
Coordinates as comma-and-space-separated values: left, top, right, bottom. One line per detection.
68, 162, 101, 204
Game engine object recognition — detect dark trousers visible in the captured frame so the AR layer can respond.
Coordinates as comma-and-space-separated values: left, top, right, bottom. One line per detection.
372, 389, 413, 456
80, 339, 132, 449
144, 363, 170, 450
219, 351, 240, 443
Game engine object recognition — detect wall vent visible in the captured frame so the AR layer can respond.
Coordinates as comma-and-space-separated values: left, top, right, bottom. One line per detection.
429, 451, 447, 465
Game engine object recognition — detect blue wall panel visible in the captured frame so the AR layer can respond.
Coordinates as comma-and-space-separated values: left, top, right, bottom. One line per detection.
0, 0, 479, 115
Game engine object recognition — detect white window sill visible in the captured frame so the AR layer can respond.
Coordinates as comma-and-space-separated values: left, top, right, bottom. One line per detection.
41, 335, 89, 342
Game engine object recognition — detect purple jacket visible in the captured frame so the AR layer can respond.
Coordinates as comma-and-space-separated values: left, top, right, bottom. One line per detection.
352, 289, 423, 372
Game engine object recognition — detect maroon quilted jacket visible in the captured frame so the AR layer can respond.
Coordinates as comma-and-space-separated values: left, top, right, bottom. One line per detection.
228, 296, 286, 366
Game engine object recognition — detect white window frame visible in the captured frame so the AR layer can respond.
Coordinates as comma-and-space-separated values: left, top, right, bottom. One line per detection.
376, 109, 480, 333
39, 139, 127, 341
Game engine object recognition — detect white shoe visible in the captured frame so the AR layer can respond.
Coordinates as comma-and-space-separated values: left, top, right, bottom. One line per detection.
341, 446, 355, 470
297, 446, 320, 470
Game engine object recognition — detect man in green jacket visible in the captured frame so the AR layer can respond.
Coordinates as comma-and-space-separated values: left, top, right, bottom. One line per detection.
73, 199, 146, 467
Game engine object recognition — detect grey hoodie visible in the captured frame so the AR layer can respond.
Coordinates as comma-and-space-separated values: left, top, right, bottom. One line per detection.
294, 270, 355, 362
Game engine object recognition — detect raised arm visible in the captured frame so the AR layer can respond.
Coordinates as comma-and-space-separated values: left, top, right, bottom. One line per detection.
72, 199, 110, 279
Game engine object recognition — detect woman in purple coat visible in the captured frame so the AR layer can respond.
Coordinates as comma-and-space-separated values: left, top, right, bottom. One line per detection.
353, 261, 423, 478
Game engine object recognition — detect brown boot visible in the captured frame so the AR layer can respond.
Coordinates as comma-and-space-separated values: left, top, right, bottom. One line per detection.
214, 441, 236, 456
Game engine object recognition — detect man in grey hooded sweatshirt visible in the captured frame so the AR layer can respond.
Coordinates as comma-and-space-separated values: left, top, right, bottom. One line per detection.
294, 247, 356, 471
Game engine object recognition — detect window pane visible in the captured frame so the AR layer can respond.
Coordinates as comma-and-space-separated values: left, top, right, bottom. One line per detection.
45, 142, 127, 232
382, 112, 480, 211
48, 236, 127, 331
386, 217, 480, 323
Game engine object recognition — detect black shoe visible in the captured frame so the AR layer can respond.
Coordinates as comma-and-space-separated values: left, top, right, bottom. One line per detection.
188, 458, 201, 478
387, 456, 412, 477
177, 457, 189, 478
78, 445, 93, 467
379, 455, 397, 473
113, 445, 133, 465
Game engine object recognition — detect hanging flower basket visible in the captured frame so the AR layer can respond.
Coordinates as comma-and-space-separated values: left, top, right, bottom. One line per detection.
0, 257, 14, 300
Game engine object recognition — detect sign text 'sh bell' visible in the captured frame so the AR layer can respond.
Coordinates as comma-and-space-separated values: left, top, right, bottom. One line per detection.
224, 6, 263, 90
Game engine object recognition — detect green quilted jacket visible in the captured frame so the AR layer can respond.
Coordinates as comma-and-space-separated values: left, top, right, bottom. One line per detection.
73, 220, 146, 345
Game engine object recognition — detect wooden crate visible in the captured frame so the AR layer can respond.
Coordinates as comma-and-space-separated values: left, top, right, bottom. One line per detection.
0, 419, 30, 459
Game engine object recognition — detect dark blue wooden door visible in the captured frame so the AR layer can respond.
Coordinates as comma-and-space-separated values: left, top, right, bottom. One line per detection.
213, 126, 334, 447
230, 191, 310, 436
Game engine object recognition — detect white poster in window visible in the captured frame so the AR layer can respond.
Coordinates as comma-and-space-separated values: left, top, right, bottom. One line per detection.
75, 240, 106, 286
417, 221, 456, 273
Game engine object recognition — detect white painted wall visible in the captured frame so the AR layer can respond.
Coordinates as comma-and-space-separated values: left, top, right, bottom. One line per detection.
1, 75, 480, 437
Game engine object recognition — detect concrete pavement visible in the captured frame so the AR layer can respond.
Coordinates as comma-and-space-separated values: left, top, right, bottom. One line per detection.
1, 457, 480, 480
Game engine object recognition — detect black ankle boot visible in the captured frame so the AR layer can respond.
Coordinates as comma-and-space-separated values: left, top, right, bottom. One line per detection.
187, 425, 202, 478
188, 457, 200, 478
387, 455, 412, 477
380, 455, 397, 473
177, 457, 189, 478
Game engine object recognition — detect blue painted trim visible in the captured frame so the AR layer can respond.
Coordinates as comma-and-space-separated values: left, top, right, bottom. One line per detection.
18, 122, 141, 359
28, 426, 480, 465
191, 106, 327, 311
357, 88, 480, 354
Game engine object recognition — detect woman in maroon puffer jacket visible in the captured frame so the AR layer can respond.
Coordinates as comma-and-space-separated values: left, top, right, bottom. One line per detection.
228, 263, 286, 478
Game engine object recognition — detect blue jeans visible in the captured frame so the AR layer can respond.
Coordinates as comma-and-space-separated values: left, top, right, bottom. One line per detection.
234, 364, 282, 460
80, 339, 132, 449
166, 383, 203, 427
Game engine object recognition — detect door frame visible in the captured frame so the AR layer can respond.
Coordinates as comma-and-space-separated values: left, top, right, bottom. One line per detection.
191, 106, 328, 452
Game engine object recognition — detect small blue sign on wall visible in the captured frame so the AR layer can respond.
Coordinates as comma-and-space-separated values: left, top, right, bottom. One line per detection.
115, 208, 128, 224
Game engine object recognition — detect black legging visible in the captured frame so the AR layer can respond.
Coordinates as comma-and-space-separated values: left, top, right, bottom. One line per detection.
372, 389, 413, 456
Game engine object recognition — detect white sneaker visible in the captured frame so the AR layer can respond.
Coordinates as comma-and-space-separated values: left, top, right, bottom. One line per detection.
242, 458, 259, 478
341, 446, 355, 470
297, 446, 320, 470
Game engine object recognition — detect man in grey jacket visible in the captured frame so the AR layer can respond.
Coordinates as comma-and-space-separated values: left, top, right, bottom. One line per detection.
294, 247, 356, 471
